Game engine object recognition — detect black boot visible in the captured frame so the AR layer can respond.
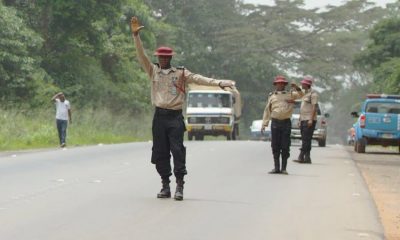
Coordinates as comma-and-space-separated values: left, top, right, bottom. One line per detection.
269, 158, 281, 174
293, 151, 305, 163
304, 152, 312, 164
281, 158, 288, 175
157, 178, 171, 198
174, 179, 184, 201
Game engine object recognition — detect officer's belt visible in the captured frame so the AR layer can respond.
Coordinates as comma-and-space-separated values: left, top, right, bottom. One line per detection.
271, 118, 291, 122
155, 107, 182, 115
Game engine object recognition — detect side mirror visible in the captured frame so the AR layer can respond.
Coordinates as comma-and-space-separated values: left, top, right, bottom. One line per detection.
324, 113, 330, 118
351, 112, 359, 118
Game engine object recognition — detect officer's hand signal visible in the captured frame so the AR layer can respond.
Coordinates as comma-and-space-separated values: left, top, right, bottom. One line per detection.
219, 80, 235, 90
131, 17, 144, 35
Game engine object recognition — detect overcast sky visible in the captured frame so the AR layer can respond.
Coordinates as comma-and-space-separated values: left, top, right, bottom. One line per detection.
243, 0, 398, 9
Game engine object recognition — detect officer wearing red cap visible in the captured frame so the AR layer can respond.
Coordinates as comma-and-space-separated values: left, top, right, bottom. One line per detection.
293, 76, 318, 164
261, 75, 304, 174
130, 17, 235, 200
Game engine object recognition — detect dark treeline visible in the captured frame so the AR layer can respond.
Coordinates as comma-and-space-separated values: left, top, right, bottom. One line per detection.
1, 0, 399, 141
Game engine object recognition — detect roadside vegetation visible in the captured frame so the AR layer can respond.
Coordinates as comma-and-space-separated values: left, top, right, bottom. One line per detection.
0, 108, 152, 151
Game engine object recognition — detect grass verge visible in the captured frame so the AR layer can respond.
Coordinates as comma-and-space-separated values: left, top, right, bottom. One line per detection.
0, 107, 152, 151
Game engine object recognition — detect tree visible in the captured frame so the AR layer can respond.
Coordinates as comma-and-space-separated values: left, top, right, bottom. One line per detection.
0, 2, 54, 107
355, 17, 400, 94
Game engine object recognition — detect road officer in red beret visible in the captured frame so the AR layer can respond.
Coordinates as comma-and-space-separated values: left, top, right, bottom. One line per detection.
293, 76, 319, 164
130, 16, 234, 200
261, 76, 304, 174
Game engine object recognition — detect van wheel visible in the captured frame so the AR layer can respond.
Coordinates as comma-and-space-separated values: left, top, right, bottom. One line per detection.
188, 133, 193, 141
195, 134, 204, 141
227, 133, 231, 140
318, 138, 326, 147
232, 128, 237, 140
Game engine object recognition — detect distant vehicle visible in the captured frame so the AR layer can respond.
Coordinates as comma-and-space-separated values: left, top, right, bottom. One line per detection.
351, 94, 400, 153
185, 84, 242, 141
250, 120, 271, 141
290, 100, 329, 147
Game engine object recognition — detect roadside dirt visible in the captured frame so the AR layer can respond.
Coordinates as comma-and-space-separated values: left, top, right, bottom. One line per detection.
347, 146, 400, 240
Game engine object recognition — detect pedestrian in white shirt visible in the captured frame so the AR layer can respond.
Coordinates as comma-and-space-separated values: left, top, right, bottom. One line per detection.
51, 92, 72, 148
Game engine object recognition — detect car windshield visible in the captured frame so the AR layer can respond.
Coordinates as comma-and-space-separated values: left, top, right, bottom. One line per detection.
293, 101, 321, 115
366, 102, 400, 114
187, 93, 232, 108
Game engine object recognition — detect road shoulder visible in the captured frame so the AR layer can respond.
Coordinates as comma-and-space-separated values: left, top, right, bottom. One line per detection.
347, 146, 400, 240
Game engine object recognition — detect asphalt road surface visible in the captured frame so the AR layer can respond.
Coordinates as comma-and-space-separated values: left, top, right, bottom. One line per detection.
0, 141, 384, 240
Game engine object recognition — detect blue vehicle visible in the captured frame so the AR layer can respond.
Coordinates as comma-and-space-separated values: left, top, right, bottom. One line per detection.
351, 94, 400, 153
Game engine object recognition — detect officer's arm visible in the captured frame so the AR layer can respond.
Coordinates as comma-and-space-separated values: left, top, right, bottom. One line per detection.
185, 72, 233, 88
262, 96, 272, 128
132, 33, 154, 78
291, 88, 304, 99
310, 92, 318, 121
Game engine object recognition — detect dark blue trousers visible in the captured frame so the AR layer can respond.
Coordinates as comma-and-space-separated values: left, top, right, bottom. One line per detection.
151, 107, 187, 180
300, 120, 316, 154
56, 119, 68, 145
270, 118, 291, 171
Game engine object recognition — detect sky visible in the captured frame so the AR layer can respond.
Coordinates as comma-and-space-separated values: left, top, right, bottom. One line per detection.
243, 0, 398, 9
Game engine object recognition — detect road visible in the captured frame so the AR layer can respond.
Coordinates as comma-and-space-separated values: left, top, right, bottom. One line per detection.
0, 141, 384, 240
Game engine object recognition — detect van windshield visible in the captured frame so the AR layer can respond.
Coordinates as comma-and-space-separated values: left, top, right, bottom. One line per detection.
188, 93, 232, 108
366, 102, 400, 114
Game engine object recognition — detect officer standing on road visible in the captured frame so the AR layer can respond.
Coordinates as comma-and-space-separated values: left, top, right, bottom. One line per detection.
130, 17, 235, 200
261, 76, 304, 174
293, 76, 318, 164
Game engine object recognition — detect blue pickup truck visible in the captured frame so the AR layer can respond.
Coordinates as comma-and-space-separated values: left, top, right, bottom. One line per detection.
351, 94, 400, 153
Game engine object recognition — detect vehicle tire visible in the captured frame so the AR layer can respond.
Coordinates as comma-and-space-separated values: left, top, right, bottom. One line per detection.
188, 132, 193, 141
195, 134, 204, 141
318, 138, 326, 147
231, 127, 237, 141
355, 138, 366, 153
227, 133, 231, 141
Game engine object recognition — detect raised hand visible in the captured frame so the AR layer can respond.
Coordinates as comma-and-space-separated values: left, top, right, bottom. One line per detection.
219, 80, 235, 89
130, 16, 144, 35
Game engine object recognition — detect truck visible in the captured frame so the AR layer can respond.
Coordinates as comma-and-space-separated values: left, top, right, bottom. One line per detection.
351, 94, 400, 153
185, 84, 242, 141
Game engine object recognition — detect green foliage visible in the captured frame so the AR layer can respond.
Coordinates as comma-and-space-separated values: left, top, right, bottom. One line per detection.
372, 58, 400, 94
0, 2, 49, 105
355, 17, 400, 95
355, 18, 400, 70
